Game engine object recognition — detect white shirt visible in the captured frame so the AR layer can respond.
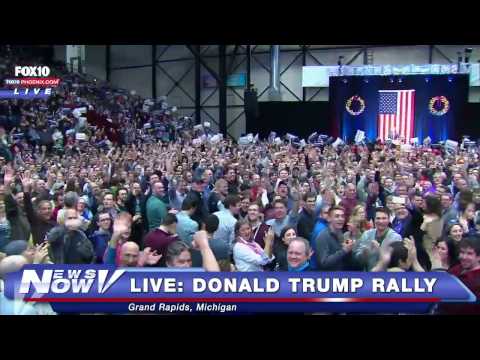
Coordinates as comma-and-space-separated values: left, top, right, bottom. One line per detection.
233, 243, 274, 272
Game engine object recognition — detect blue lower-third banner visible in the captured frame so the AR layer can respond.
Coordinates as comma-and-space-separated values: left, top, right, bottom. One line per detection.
2, 265, 476, 314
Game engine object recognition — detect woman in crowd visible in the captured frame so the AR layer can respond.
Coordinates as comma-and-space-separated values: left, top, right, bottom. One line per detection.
333, 183, 346, 206
344, 204, 372, 242
446, 222, 465, 243
246, 203, 269, 248
457, 202, 477, 237
232, 220, 275, 272
273, 226, 297, 271
238, 192, 250, 221
431, 237, 459, 271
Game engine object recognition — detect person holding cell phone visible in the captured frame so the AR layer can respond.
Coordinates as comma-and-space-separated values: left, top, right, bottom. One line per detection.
233, 220, 275, 272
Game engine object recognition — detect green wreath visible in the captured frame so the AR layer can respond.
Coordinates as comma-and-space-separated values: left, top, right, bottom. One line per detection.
346, 95, 365, 116
429, 96, 450, 116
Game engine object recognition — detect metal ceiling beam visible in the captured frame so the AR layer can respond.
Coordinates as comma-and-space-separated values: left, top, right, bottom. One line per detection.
246, 45, 251, 88
201, 88, 218, 106
156, 64, 195, 103
227, 110, 245, 131
110, 64, 153, 70
433, 46, 453, 63
306, 51, 323, 66
201, 109, 220, 128
105, 45, 111, 82
219, 45, 227, 136
186, 45, 224, 87
152, 45, 156, 99
194, 45, 201, 124
280, 51, 303, 77
228, 87, 244, 102
346, 48, 366, 65
302, 45, 308, 101
228, 45, 239, 75
156, 45, 170, 61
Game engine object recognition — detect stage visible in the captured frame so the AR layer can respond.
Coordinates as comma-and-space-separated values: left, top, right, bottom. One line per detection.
246, 74, 477, 143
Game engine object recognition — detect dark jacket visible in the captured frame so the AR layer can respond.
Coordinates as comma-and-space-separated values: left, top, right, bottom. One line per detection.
185, 190, 208, 227
403, 207, 432, 271
207, 191, 222, 214
273, 236, 289, 271
5, 193, 31, 241
297, 209, 315, 240
314, 226, 355, 270
125, 193, 147, 247
47, 226, 95, 264
125, 193, 147, 219
227, 180, 239, 195
24, 192, 56, 245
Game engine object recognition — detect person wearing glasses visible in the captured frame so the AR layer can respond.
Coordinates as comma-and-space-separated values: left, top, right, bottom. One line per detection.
89, 211, 112, 263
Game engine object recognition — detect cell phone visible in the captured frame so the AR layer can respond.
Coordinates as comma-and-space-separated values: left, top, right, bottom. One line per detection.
392, 196, 406, 205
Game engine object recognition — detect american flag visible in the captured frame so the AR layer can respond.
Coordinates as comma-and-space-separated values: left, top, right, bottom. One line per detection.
378, 90, 415, 142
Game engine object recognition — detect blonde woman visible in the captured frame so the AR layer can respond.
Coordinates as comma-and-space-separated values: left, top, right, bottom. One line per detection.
345, 204, 372, 242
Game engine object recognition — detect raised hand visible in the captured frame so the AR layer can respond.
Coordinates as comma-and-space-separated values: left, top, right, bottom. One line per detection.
430, 247, 443, 270
113, 216, 131, 236
403, 236, 417, 262
3, 165, 15, 186
19, 173, 33, 192
370, 239, 381, 251
192, 230, 210, 251
142, 247, 162, 266
378, 245, 393, 267
264, 228, 275, 246
33, 242, 50, 264
342, 238, 355, 253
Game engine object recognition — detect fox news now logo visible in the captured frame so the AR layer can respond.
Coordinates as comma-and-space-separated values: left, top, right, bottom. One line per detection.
1, 65, 61, 99
19, 269, 125, 295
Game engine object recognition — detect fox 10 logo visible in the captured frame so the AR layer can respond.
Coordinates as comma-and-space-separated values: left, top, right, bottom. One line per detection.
1, 65, 61, 99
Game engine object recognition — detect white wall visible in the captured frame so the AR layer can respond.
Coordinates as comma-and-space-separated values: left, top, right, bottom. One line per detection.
84, 45, 480, 139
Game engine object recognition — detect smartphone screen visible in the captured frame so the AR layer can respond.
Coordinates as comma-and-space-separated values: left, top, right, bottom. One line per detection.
392, 196, 406, 205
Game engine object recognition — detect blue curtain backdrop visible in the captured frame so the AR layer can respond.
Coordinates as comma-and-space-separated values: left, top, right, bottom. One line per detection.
329, 74, 469, 142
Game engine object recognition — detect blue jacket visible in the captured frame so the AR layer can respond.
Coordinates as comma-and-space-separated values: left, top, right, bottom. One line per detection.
309, 218, 328, 270
89, 230, 111, 263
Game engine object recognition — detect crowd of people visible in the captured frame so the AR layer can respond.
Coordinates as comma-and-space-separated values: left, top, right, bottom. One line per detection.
1, 46, 480, 315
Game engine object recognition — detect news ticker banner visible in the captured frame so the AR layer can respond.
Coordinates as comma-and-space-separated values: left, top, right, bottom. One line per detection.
3, 265, 476, 314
